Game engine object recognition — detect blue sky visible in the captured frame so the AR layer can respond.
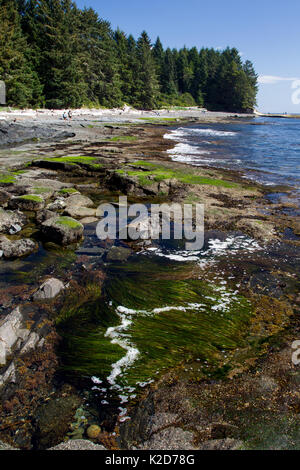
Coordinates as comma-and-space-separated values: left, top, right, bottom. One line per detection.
76, 0, 300, 113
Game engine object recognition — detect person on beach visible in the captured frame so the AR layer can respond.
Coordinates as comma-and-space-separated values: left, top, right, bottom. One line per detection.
68, 110, 72, 120
63, 111, 68, 120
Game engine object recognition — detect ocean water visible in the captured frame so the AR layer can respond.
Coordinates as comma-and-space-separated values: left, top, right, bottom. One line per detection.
165, 117, 300, 190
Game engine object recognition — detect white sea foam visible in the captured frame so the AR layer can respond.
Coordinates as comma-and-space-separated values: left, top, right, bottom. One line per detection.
143, 235, 261, 267
185, 128, 237, 137
166, 142, 210, 156
105, 308, 139, 387
164, 127, 237, 144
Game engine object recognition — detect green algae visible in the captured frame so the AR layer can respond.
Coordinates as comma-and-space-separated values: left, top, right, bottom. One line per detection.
18, 194, 43, 202
108, 136, 137, 142
42, 155, 100, 166
59, 188, 79, 195
55, 216, 83, 229
117, 162, 239, 188
0, 173, 16, 184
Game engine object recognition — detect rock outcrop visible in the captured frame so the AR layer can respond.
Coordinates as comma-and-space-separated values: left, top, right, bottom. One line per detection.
41, 216, 84, 245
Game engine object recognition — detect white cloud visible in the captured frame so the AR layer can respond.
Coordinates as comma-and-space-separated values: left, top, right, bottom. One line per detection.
258, 75, 299, 84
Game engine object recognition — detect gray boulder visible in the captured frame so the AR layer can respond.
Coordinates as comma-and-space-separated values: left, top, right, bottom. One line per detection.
33, 277, 64, 300
0, 208, 26, 233
0, 235, 37, 258
41, 216, 84, 245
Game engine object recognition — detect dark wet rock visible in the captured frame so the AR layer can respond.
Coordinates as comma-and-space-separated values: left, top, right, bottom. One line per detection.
0, 235, 37, 259
106, 245, 132, 261
9, 194, 45, 211
33, 277, 65, 301
48, 439, 106, 450
33, 395, 82, 450
0, 208, 26, 233
4, 184, 29, 196
75, 246, 105, 256
209, 422, 238, 439
120, 394, 154, 448
36, 209, 57, 224
0, 190, 11, 206
33, 159, 78, 171
41, 216, 84, 245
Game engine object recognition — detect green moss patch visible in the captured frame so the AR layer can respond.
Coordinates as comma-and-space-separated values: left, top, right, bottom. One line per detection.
44, 155, 99, 166
108, 136, 137, 142
55, 216, 83, 229
119, 162, 239, 188
0, 173, 16, 184
18, 194, 44, 202
59, 188, 79, 195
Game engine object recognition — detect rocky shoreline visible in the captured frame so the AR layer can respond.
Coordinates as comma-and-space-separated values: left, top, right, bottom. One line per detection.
0, 109, 299, 450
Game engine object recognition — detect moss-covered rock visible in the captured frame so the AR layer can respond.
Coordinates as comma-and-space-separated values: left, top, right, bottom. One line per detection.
9, 194, 45, 211
41, 216, 84, 245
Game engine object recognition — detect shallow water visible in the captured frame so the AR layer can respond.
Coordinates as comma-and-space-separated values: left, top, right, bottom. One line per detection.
165, 117, 300, 191
56, 228, 268, 422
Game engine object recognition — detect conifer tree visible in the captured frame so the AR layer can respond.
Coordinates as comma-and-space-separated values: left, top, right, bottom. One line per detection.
1, 0, 258, 112
134, 31, 159, 109
0, 0, 42, 107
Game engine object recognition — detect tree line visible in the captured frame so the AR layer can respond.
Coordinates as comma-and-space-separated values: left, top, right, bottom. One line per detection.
0, 0, 258, 112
